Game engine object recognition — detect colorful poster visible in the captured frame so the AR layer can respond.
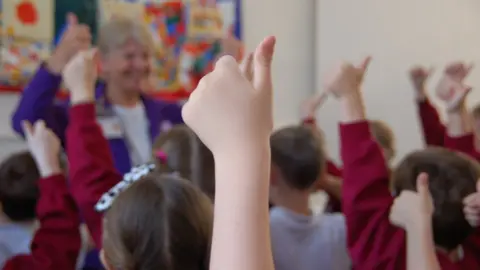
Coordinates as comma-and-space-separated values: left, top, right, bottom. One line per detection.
99, 0, 145, 23
2, 0, 54, 41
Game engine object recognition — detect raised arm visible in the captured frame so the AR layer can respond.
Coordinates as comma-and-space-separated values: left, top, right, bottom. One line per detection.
409, 66, 446, 147
11, 14, 91, 143
183, 37, 276, 270
64, 50, 121, 248
4, 121, 81, 270
326, 58, 406, 269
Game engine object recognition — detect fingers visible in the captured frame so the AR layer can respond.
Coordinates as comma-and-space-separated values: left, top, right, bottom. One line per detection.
253, 36, 276, 92
416, 172, 430, 197
34, 120, 46, 133
21, 121, 33, 139
240, 52, 254, 81
358, 56, 371, 74
67, 13, 78, 27
466, 63, 474, 74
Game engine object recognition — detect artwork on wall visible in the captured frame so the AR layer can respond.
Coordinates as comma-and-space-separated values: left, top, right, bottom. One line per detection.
0, 0, 242, 101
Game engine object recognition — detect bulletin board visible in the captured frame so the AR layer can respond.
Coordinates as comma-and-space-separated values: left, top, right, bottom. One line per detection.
0, 0, 243, 101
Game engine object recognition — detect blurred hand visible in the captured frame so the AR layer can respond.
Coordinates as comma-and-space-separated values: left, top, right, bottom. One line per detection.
389, 173, 434, 229
463, 181, 480, 227
22, 121, 61, 177
182, 36, 276, 154
409, 66, 433, 101
47, 13, 92, 74
324, 57, 371, 98
63, 49, 99, 104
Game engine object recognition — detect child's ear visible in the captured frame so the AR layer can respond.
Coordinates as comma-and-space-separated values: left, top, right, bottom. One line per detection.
100, 249, 113, 270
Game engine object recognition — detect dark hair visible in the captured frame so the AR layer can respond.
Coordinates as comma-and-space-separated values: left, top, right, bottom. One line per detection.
270, 125, 325, 190
392, 147, 479, 250
0, 151, 40, 221
103, 172, 213, 270
152, 125, 215, 200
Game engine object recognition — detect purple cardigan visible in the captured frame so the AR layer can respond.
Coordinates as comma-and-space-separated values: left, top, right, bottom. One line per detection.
11, 64, 183, 175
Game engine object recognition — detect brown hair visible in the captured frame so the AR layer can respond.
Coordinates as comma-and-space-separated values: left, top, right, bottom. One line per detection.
392, 147, 479, 250
0, 151, 40, 221
370, 120, 395, 162
270, 125, 325, 190
103, 172, 213, 270
152, 125, 215, 200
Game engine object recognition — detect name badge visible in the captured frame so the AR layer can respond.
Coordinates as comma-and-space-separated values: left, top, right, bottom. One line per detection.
97, 116, 124, 139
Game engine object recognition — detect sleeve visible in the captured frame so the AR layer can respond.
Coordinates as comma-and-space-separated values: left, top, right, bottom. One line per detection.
417, 99, 446, 147
11, 64, 69, 144
443, 133, 480, 161
340, 121, 406, 270
3, 175, 81, 270
66, 103, 122, 249
161, 102, 184, 125
325, 161, 343, 213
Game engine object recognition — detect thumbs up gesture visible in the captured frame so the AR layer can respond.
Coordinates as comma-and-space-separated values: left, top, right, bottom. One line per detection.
463, 181, 480, 227
389, 173, 434, 229
182, 36, 276, 154
47, 13, 92, 74
63, 49, 99, 104
324, 57, 371, 98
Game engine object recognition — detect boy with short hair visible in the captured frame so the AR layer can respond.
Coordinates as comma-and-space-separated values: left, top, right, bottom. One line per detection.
269, 125, 350, 270
326, 57, 480, 269
0, 152, 40, 267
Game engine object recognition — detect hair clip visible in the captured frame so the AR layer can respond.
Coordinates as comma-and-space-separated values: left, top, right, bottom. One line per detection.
95, 163, 156, 212
155, 150, 168, 164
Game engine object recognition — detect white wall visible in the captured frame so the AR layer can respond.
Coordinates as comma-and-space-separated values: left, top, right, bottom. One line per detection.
317, 0, 480, 164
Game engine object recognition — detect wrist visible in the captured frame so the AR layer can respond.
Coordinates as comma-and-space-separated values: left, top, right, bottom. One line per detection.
70, 89, 95, 105
46, 55, 67, 75
339, 90, 366, 123
414, 88, 427, 102
37, 160, 62, 178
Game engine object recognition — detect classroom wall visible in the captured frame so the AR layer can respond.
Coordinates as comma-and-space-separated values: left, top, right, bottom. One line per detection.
316, 0, 480, 165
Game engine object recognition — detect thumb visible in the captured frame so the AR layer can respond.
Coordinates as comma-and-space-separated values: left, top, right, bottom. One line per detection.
357, 56, 372, 74
416, 172, 430, 198
67, 13, 78, 27
253, 36, 276, 92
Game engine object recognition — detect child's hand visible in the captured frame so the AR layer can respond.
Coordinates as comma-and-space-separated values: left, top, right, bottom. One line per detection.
239, 52, 254, 82
22, 120, 61, 177
324, 57, 371, 98
463, 181, 480, 227
436, 79, 471, 112
62, 49, 99, 105
302, 92, 328, 119
445, 62, 473, 82
389, 173, 434, 229
182, 36, 276, 154
409, 66, 433, 100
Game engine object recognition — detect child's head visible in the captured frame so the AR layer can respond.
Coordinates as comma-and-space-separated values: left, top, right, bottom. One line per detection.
101, 171, 213, 270
152, 125, 215, 200
370, 120, 396, 163
392, 147, 479, 250
270, 126, 325, 192
0, 151, 40, 222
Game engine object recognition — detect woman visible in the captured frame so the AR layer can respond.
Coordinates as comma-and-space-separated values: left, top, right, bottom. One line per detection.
11, 14, 183, 175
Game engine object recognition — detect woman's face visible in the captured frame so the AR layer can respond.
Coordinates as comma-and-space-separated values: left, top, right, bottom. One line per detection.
102, 39, 152, 93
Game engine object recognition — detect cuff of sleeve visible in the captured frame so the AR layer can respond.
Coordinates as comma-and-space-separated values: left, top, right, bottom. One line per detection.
444, 133, 474, 150
302, 117, 316, 125
39, 62, 63, 79
70, 103, 96, 123
339, 121, 372, 149
39, 174, 67, 193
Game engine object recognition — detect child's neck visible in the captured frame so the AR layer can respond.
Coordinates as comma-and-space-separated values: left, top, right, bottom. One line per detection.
272, 189, 311, 216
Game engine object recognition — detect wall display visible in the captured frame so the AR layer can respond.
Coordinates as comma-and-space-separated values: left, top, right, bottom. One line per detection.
0, 0, 242, 101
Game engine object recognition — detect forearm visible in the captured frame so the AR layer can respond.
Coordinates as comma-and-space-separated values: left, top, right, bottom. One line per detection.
323, 176, 342, 200
340, 91, 366, 123
446, 106, 472, 137
406, 220, 440, 270
210, 141, 273, 270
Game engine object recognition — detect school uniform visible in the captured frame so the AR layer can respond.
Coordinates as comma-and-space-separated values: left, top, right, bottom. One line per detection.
11, 63, 183, 175
340, 121, 480, 270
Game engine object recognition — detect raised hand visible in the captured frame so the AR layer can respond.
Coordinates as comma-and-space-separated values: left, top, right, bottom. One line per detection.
463, 181, 480, 227
436, 62, 473, 111
62, 49, 99, 104
302, 92, 328, 119
22, 120, 61, 177
182, 36, 276, 154
409, 66, 433, 100
47, 13, 92, 74
389, 173, 434, 229
445, 62, 473, 82
324, 57, 371, 98
239, 52, 254, 82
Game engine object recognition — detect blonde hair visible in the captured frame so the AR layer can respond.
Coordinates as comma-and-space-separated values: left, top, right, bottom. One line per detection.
98, 16, 155, 55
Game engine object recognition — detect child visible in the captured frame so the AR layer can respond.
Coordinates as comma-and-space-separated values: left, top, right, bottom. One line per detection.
389, 173, 440, 270
325, 57, 480, 269
65, 34, 276, 270
0, 152, 39, 267
3, 121, 81, 270
269, 125, 350, 270
152, 125, 215, 200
